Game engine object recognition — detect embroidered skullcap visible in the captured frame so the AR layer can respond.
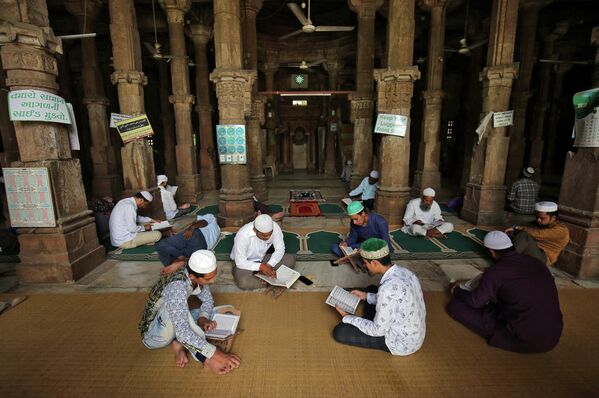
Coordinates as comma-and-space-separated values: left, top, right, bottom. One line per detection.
535, 201, 558, 213
347, 201, 365, 216
369, 170, 380, 179
254, 214, 274, 233
157, 174, 168, 185
422, 187, 436, 197
140, 191, 153, 202
523, 167, 535, 178
483, 231, 513, 250
188, 250, 217, 274
360, 238, 390, 260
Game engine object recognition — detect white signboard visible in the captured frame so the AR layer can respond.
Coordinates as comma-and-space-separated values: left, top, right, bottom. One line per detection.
374, 113, 409, 137
476, 112, 494, 144
66, 103, 80, 150
7, 90, 71, 124
3, 167, 56, 227
493, 110, 514, 128
110, 112, 133, 128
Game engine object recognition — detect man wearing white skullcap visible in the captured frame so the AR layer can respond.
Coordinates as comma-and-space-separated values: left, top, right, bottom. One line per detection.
109, 191, 163, 248
507, 166, 539, 214
401, 187, 454, 238
140, 249, 242, 374
347, 170, 380, 210
340, 160, 353, 183
230, 214, 296, 289
504, 201, 569, 265
157, 174, 193, 220
447, 230, 563, 353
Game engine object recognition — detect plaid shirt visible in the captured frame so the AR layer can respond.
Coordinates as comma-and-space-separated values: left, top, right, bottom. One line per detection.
507, 178, 539, 214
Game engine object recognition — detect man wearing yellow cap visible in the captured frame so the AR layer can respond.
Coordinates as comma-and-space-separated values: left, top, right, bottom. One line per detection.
139, 249, 241, 374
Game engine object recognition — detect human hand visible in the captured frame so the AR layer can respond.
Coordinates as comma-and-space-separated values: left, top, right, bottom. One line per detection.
183, 227, 194, 240
180, 203, 191, 209
426, 228, 443, 238
198, 317, 217, 332
504, 227, 514, 235
160, 259, 186, 276
259, 263, 276, 278
204, 350, 241, 375
449, 280, 463, 295
339, 241, 347, 248
414, 220, 424, 225
335, 305, 349, 318
350, 290, 367, 301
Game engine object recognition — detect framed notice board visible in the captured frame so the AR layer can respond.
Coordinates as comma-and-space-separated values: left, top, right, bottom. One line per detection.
3, 167, 56, 227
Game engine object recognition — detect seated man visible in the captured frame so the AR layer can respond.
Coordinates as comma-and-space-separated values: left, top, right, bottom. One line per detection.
504, 201, 570, 266
402, 187, 453, 238
507, 167, 539, 215
348, 170, 380, 210
139, 250, 241, 374
332, 238, 427, 355
340, 160, 352, 183
331, 201, 392, 258
157, 174, 193, 221
109, 191, 162, 249
231, 214, 296, 290
447, 231, 563, 353
156, 214, 221, 275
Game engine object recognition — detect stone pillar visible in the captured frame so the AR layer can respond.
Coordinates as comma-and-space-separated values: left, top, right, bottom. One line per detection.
323, 55, 342, 175
0, 4, 104, 282
348, 0, 382, 189
188, 23, 218, 191
156, 56, 177, 180
543, 62, 572, 175
0, 58, 19, 167
160, 0, 201, 203
413, 0, 447, 194
461, 0, 519, 225
259, 53, 279, 164
505, 1, 542, 186
65, 0, 122, 199
210, 0, 256, 226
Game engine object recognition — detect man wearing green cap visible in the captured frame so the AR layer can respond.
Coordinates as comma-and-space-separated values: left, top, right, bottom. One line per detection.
331, 201, 392, 258
332, 238, 427, 355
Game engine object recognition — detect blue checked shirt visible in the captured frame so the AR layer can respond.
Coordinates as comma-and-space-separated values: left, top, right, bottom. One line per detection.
507, 178, 539, 214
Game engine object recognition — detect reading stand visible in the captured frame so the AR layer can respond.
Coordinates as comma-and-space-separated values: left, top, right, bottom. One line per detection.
205, 305, 242, 353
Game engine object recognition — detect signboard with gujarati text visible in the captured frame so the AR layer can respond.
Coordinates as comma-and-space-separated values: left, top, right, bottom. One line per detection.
8, 90, 71, 124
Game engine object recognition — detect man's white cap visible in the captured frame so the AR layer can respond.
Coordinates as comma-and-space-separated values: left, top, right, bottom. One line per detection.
535, 201, 558, 213
347, 160, 352, 165
140, 191, 153, 202
254, 214, 273, 233
369, 170, 379, 179
157, 174, 168, 185
483, 231, 513, 250
188, 250, 217, 274
523, 167, 535, 178
422, 187, 436, 197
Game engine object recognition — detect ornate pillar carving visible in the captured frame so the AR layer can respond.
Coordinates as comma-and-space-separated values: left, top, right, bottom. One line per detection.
0, 57, 19, 167
461, 0, 519, 225
0, 4, 104, 283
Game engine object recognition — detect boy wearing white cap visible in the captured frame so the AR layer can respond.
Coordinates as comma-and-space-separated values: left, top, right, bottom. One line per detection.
347, 170, 380, 210
109, 191, 163, 249
140, 250, 241, 374
507, 167, 539, 214
402, 188, 454, 238
230, 214, 296, 290
157, 174, 192, 220
504, 201, 570, 265
340, 160, 352, 183
447, 231, 563, 353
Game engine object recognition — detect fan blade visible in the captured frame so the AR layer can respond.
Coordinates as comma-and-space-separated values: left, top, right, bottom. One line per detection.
288, 3, 310, 26
306, 58, 326, 67
314, 26, 355, 32
467, 39, 488, 50
305, 67, 315, 73
444, 48, 459, 52
143, 41, 158, 56
279, 29, 304, 40
282, 63, 302, 67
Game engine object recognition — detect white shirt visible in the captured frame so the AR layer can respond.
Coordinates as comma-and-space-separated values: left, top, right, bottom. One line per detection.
230, 221, 285, 271
349, 176, 379, 200
159, 185, 178, 220
197, 214, 220, 249
402, 198, 444, 226
109, 197, 152, 247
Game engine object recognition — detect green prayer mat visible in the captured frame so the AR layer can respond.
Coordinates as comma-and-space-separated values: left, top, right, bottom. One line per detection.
198, 205, 219, 216
390, 229, 442, 252
439, 232, 488, 254
214, 234, 235, 254
306, 231, 343, 254
269, 204, 285, 213
468, 228, 489, 242
318, 203, 346, 215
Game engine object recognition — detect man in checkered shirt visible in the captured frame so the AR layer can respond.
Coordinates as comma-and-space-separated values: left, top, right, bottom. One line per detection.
507, 167, 539, 214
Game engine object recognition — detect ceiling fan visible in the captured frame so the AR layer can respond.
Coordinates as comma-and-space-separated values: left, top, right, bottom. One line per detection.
279, 0, 355, 41
143, 0, 174, 61
281, 58, 326, 72
444, 0, 487, 55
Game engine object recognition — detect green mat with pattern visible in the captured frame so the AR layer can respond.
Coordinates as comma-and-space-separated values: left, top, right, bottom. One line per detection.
318, 204, 346, 215
306, 231, 343, 254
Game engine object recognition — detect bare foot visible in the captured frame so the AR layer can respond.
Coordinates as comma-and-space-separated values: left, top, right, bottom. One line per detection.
172, 340, 188, 368
161, 260, 185, 276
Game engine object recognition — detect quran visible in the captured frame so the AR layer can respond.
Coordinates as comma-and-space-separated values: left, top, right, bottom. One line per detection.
459, 274, 483, 292
325, 286, 360, 315
254, 265, 300, 288
204, 313, 240, 340
151, 220, 171, 231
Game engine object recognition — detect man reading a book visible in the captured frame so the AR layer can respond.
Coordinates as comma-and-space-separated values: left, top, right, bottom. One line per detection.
401, 187, 453, 238
447, 231, 563, 353
332, 238, 427, 355
139, 250, 242, 374
109, 191, 163, 249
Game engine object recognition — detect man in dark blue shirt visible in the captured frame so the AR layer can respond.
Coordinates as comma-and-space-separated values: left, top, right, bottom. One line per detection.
331, 201, 392, 257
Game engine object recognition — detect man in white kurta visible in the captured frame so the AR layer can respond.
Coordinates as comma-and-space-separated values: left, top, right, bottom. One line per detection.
109, 191, 162, 249
157, 175, 192, 220
402, 187, 453, 238
348, 170, 380, 210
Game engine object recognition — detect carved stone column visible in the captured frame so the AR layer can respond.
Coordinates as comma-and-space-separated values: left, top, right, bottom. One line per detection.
210, 0, 255, 226
156, 55, 177, 180
259, 51, 279, 166
0, 58, 19, 167
461, 0, 519, 225
161, 0, 201, 203
0, 4, 104, 282
413, 0, 447, 194
543, 62, 572, 175
323, 55, 342, 175
348, 0, 382, 188
188, 23, 218, 191
65, 0, 122, 199
373, 0, 420, 224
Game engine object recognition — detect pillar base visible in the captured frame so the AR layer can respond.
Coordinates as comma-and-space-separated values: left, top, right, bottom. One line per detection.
250, 174, 268, 201
461, 183, 506, 225
374, 186, 411, 225
175, 173, 203, 204
218, 195, 254, 227
558, 247, 599, 279
412, 170, 441, 197
92, 174, 123, 199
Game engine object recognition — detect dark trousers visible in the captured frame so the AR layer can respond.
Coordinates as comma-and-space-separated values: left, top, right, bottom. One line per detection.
155, 229, 207, 265
332, 285, 389, 352
363, 199, 374, 211
513, 231, 547, 265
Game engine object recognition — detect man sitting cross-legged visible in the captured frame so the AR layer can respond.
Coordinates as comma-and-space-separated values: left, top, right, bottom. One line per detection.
332, 238, 427, 355
447, 231, 563, 353
109, 191, 163, 249
139, 250, 241, 374
231, 214, 296, 290
402, 187, 453, 239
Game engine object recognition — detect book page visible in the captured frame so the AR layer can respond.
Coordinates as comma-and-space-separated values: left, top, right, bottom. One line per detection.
205, 313, 239, 339
151, 220, 171, 231
341, 198, 352, 206
254, 265, 300, 288
340, 245, 357, 256
460, 273, 483, 292
325, 286, 360, 315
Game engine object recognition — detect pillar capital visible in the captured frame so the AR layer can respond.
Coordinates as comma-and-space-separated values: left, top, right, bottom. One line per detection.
348, 0, 384, 17
0, 21, 62, 54
159, 0, 191, 22
210, 69, 257, 118
374, 67, 421, 113
349, 95, 374, 122
418, 0, 447, 12
242, 0, 264, 14
187, 23, 212, 44
168, 94, 195, 105
110, 70, 147, 85
64, 0, 104, 20
479, 63, 519, 86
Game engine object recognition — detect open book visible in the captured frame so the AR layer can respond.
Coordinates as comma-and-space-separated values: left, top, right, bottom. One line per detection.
254, 265, 300, 288
204, 313, 240, 340
341, 198, 352, 206
459, 273, 483, 292
325, 286, 360, 315
166, 185, 178, 195
151, 220, 172, 231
